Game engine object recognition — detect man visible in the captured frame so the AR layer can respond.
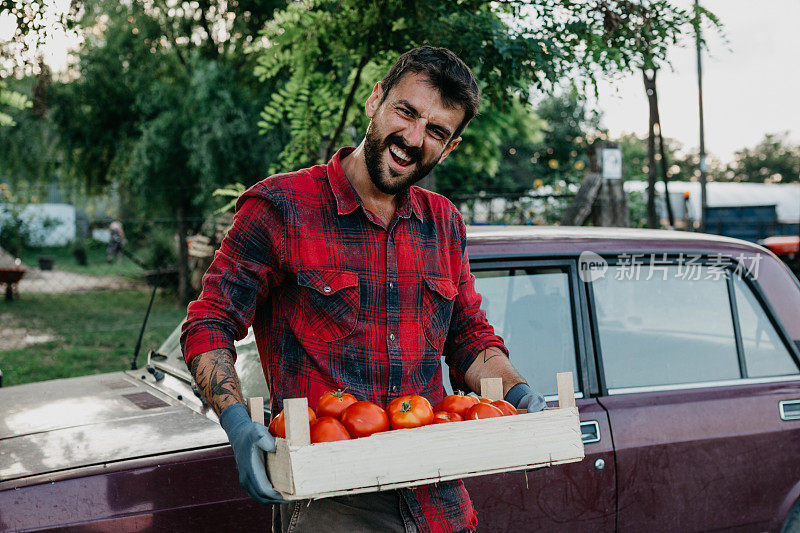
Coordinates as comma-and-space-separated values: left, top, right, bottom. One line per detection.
181, 46, 545, 533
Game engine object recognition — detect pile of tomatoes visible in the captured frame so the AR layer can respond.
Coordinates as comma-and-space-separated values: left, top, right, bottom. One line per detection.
268, 390, 520, 444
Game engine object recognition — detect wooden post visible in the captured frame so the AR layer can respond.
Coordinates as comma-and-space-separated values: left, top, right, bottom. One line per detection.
561, 173, 602, 226
480, 378, 504, 401
283, 398, 311, 446
248, 397, 265, 425
556, 372, 576, 408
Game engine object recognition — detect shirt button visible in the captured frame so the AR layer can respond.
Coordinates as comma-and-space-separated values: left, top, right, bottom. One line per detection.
323, 286, 332, 293
389, 333, 396, 341
391, 385, 399, 393
388, 282, 394, 289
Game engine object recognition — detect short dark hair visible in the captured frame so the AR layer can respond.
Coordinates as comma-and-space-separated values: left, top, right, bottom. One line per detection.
380, 46, 480, 140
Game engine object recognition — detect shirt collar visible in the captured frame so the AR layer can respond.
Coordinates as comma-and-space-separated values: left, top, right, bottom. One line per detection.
327, 147, 423, 222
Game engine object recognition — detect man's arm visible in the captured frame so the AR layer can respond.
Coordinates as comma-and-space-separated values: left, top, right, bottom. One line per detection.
188, 348, 245, 416
463, 346, 546, 412
463, 346, 526, 398
189, 347, 285, 505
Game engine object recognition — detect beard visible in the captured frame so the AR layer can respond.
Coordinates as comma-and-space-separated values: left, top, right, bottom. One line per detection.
363, 121, 440, 195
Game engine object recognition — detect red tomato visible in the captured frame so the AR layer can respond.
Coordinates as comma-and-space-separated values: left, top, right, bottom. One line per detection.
387, 394, 411, 413
491, 399, 518, 416
310, 416, 352, 443
432, 411, 463, 424
316, 389, 358, 419
268, 407, 317, 438
435, 393, 479, 418
387, 395, 434, 429
478, 398, 493, 404
340, 401, 390, 438
466, 403, 504, 420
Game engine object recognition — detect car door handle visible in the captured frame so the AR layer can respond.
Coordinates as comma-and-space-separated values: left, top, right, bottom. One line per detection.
580, 420, 601, 444
779, 400, 800, 421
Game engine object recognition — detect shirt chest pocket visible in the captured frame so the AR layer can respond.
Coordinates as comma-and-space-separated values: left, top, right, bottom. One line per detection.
422, 275, 458, 351
297, 269, 361, 342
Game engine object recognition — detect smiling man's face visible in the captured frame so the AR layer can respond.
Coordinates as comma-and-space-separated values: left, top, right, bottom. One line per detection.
363, 72, 465, 195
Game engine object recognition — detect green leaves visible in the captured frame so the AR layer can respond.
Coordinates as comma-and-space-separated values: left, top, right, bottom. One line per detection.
252, 0, 712, 178
212, 183, 248, 214
0, 80, 31, 127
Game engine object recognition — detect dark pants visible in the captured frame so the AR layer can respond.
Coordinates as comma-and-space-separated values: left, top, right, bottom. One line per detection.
272, 490, 418, 533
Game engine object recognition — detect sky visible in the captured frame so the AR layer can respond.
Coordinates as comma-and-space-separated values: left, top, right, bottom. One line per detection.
594, 0, 800, 163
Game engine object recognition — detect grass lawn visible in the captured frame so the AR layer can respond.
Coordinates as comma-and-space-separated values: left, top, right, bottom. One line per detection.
17, 241, 145, 278
0, 289, 187, 387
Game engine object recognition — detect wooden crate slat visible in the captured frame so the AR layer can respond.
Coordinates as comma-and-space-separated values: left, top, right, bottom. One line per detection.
277, 455, 580, 500
479, 377, 503, 400
267, 441, 295, 493
270, 407, 582, 499
557, 372, 576, 408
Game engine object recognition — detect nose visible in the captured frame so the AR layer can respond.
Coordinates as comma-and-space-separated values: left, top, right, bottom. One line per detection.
402, 120, 425, 148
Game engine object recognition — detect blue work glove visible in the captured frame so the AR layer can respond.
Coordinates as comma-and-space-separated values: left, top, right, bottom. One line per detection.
219, 403, 288, 505
505, 383, 546, 413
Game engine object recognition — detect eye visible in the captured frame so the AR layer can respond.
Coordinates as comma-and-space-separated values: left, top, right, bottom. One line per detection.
397, 107, 413, 117
428, 128, 446, 142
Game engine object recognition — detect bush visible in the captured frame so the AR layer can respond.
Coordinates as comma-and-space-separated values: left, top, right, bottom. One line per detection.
0, 212, 30, 256
71, 239, 88, 266
141, 231, 177, 271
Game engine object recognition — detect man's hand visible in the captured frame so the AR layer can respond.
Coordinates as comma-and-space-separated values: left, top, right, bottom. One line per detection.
219, 403, 288, 505
505, 383, 546, 413
188, 350, 284, 503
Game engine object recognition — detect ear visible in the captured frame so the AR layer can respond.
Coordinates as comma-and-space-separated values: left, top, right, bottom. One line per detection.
365, 82, 383, 119
437, 136, 462, 164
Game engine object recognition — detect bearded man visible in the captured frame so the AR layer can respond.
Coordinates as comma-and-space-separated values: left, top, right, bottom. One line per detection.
182, 46, 545, 533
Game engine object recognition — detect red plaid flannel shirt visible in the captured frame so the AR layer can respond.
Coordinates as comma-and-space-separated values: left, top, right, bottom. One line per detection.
182, 148, 508, 532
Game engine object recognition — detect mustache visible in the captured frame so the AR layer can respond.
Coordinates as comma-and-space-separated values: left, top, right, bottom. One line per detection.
385, 134, 422, 163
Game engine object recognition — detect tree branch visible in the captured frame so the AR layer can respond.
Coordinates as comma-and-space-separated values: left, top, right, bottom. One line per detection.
325, 54, 369, 160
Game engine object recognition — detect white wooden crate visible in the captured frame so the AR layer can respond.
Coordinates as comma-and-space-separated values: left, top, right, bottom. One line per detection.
249, 372, 583, 501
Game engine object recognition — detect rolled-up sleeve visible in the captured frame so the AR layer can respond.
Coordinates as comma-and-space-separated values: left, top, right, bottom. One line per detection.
442, 224, 508, 392
181, 196, 284, 365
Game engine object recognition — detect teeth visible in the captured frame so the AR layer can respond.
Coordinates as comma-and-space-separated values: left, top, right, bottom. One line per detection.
390, 144, 411, 162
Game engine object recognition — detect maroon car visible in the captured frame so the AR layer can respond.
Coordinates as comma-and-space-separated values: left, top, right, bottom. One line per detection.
2, 226, 800, 532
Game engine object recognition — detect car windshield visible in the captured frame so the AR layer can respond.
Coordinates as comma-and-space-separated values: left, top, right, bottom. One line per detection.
154, 322, 269, 401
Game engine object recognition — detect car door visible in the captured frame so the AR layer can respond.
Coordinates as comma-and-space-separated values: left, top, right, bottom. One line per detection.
454, 261, 616, 532
588, 257, 800, 532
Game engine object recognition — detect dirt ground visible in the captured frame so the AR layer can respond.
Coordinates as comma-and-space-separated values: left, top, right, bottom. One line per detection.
15, 268, 141, 294
0, 247, 141, 350
0, 312, 57, 351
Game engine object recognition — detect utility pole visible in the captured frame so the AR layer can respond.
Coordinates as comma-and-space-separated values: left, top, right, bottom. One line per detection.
643, 69, 659, 229
695, 0, 708, 232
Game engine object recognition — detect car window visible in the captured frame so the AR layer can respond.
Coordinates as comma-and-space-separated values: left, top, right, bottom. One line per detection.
733, 275, 799, 377
443, 267, 579, 397
592, 265, 740, 389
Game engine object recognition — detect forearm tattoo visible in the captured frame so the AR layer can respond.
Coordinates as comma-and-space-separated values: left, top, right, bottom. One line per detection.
482, 347, 505, 365
189, 349, 245, 416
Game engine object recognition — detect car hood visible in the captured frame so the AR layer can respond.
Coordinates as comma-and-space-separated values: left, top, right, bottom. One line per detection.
0, 371, 227, 484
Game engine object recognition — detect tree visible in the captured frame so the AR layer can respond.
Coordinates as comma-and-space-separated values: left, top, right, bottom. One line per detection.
615, 132, 725, 184
725, 132, 800, 183
434, 98, 544, 197
0, 77, 29, 126
48, 0, 286, 304
255, 0, 706, 177
528, 93, 602, 189
640, 3, 721, 227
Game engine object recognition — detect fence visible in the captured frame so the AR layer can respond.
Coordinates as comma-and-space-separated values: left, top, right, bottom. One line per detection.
0, 212, 223, 386
454, 191, 576, 225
